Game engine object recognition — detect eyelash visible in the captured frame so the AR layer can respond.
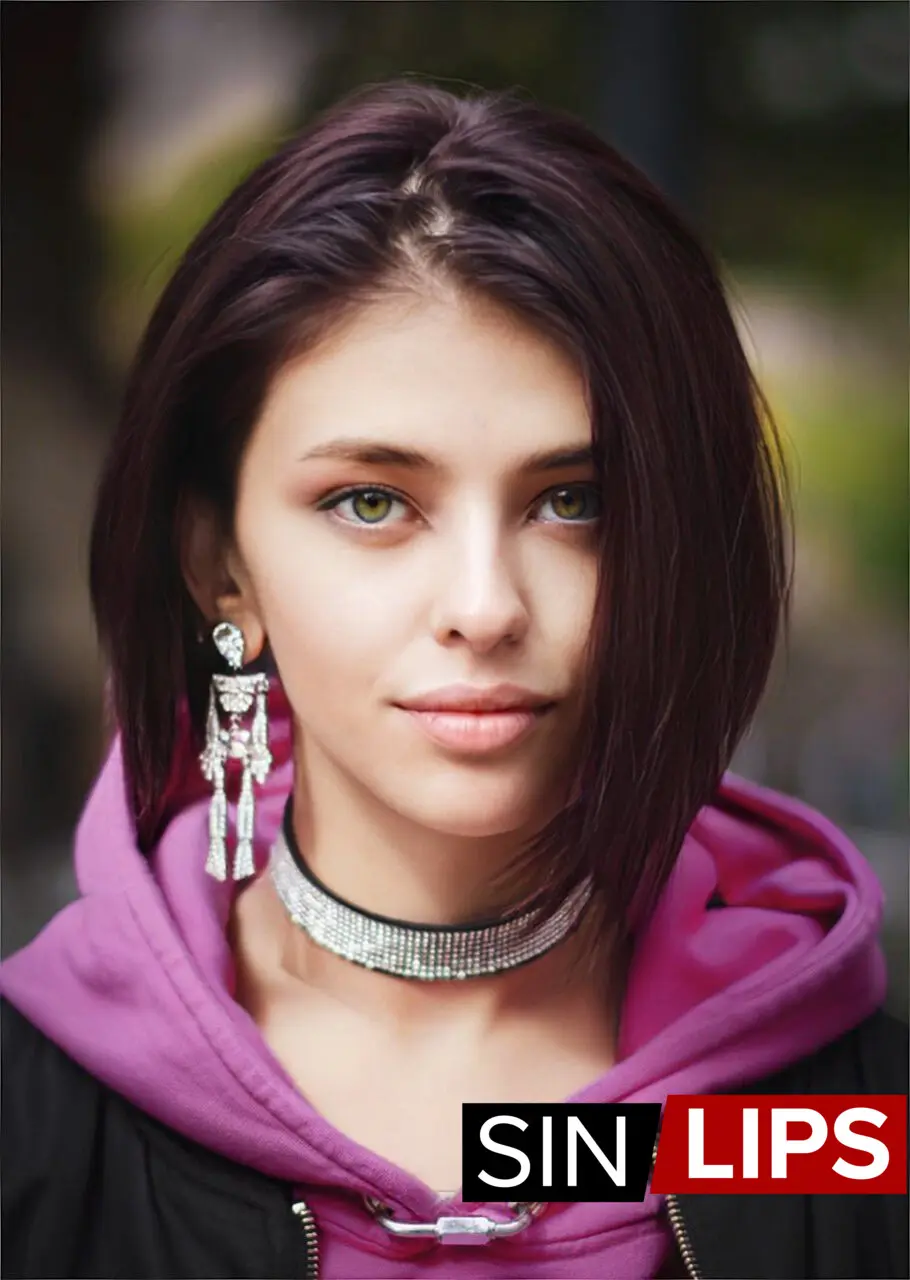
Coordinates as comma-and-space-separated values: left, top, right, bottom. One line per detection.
315, 483, 602, 530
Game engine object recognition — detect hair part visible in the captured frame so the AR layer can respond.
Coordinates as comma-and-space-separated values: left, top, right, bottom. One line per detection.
89, 78, 793, 980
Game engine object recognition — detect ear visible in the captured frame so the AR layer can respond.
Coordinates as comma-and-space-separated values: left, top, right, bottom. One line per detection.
179, 494, 266, 663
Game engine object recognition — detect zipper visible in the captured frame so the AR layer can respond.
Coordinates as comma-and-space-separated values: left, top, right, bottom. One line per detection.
290, 1199, 320, 1279
650, 1124, 701, 1280
291, 1137, 697, 1279
665, 1195, 701, 1280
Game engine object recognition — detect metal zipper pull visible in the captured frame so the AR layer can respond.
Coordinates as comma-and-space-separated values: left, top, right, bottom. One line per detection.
291, 1200, 320, 1279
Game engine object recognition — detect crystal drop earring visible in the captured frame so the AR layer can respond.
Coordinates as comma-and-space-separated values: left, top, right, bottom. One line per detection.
199, 621, 272, 881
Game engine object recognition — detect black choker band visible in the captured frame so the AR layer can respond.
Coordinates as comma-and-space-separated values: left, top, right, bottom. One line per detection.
270, 798, 592, 980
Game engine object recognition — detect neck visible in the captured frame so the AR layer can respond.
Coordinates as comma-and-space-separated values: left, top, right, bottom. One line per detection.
232, 738, 607, 1032
236, 870, 604, 1038
290, 739, 546, 927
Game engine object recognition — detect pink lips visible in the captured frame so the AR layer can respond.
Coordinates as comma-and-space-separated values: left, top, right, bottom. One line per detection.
395, 684, 556, 754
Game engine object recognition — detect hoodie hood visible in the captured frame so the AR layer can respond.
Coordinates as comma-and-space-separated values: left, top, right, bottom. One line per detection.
0, 691, 887, 1275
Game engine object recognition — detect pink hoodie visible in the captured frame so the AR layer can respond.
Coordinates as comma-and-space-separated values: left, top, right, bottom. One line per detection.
0, 693, 887, 1278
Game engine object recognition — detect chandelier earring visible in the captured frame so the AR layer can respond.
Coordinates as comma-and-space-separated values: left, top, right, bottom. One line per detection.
199, 621, 272, 881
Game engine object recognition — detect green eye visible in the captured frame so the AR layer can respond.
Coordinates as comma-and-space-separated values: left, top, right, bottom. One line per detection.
351, 490, 393, 523
319, 486, 405, 527
540, 485, 601, 523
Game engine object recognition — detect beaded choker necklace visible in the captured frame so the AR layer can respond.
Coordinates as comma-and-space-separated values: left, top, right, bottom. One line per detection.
268, 802, 591, 981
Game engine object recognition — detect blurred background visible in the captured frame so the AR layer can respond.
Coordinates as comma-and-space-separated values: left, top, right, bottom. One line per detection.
2, 1, 907, 1011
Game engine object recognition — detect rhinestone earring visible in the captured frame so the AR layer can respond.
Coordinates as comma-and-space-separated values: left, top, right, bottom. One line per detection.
199, 621, 272, 881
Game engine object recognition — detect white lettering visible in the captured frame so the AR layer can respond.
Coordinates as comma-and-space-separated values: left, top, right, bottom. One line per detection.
567, 1114, 625, 1187
742, 1108, 759, 1178
832, 1107, 890, 1180
477, 1115, 531, 1188
688, 1108, 733, 1178
771, 1108, 827, 1178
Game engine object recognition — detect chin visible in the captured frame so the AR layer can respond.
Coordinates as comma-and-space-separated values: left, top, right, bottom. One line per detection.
390, 774, 547, 839
415, 811, 527, 839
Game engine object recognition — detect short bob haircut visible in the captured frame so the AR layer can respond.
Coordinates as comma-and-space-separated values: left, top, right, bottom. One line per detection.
90, 79, 792, 971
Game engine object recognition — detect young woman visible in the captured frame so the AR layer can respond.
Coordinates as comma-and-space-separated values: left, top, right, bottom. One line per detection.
2, 80, 905, 1280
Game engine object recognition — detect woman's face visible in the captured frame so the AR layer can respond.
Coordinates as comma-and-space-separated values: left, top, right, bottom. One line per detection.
231, 289, 599, 839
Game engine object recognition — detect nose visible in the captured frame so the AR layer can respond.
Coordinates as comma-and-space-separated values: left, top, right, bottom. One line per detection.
430, 519, 530, 654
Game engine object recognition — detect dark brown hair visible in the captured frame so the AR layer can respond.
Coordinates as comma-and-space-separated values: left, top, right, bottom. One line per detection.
89, 79, 792, 966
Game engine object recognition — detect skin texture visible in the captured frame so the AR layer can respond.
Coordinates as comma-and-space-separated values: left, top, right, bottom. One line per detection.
184, 288, 616, 1190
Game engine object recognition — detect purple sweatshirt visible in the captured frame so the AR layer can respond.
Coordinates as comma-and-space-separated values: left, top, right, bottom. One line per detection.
0, 700, 887, 1278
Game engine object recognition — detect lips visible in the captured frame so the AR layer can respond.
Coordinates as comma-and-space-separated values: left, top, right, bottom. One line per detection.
394, 685, 557, 754
396, 683, 556, 714
401, 707, 550, 752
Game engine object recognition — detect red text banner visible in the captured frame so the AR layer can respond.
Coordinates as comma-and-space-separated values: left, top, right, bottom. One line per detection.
651, 1094, 907, 1195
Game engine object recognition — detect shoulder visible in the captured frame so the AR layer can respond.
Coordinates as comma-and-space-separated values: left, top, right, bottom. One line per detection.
2, 998, 111, 1276
757, 1009, 909, 1096
676, 1008, 909, 1279
2, 997, 107, 1197
3, 992, 93, 1070
0, 1000, 302, 1280
2, 995, 115, 1132
2, 994, 105, 1140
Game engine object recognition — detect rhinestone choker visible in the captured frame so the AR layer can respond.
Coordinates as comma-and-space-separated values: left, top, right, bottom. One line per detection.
268, 801, 592, 981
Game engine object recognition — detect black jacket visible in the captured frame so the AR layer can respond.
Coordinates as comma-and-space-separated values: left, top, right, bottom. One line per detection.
2, 998, 907, 1280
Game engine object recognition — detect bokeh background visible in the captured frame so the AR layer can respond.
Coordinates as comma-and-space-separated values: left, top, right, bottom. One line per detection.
3, 1, 907, 1011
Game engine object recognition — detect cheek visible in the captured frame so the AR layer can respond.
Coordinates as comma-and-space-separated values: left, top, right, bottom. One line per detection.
533, 550, 598, 660
250, 547, 408, 704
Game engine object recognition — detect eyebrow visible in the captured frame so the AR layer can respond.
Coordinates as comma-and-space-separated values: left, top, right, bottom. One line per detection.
297, 438, 594, 475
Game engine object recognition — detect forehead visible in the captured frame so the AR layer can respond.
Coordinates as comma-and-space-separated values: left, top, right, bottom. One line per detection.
253, 291, 592, 469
